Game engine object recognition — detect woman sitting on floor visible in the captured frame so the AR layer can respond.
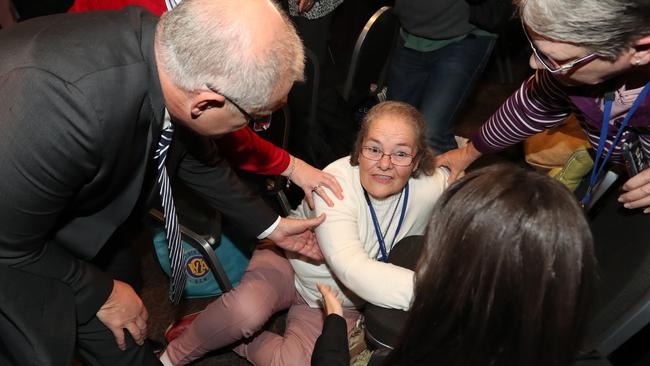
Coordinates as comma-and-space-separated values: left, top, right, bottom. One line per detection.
313, 164, 597, 366
159, 101, 450, 365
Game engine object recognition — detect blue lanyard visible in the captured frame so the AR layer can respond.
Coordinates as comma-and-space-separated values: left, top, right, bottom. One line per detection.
363, 183, 409, 262
581, 82, 650, 208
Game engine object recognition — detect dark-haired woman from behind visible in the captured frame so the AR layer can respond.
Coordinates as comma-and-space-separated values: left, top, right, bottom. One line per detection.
313, 164, 597, 366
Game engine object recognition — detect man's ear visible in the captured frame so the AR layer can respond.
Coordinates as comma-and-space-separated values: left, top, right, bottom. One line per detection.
190, 91, 225, 117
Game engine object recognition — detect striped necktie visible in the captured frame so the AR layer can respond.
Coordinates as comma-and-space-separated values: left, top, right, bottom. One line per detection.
155, 123, 186, 304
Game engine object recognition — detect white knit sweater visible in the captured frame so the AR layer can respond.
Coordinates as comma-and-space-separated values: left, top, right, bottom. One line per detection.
287, 156, 448, 311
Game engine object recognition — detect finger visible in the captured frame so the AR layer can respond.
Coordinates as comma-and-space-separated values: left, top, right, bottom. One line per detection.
619, 191, 650, 209
111, 327, 127, 351
317, 283, 328, 295
442, 166, 459, 184
324, 175, 344, 200
303, 244, 324, 261
311, 213, 326, 227
135, 315, 148, 332
624, 195, 650, 209
140, 305, 149, 323
619, 183, 650, 203
304, 189, 315, 210
319, 190, 334, 207
301, 238, 316, 255
623, 170, 650, 191
125, 322, 145, 346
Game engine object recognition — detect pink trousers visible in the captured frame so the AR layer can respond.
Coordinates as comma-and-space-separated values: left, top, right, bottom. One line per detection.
165, 248, 361, 365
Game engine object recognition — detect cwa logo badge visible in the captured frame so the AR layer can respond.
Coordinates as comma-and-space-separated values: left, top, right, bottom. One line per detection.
186, 255, 211, 284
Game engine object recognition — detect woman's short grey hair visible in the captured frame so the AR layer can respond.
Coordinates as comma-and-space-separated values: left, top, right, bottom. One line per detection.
517, 0, 650, 59
156, 0, 304, 111
350, 101, 436, 178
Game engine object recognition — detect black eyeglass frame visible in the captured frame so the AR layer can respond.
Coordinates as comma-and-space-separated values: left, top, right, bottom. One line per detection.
205, 83, 270, 126
360, 146, 416, 166
521, 20, 598, 74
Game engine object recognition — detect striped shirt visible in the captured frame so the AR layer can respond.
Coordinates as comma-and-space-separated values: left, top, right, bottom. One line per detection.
472, 70, 650, 164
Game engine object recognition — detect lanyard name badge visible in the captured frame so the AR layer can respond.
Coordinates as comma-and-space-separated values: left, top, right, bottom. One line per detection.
581, 82, 650, 209
364, 183, 409, 262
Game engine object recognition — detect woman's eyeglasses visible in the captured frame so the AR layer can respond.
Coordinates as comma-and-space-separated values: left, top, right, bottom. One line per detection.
521, 21, 598, 74
361, 146, 415, 166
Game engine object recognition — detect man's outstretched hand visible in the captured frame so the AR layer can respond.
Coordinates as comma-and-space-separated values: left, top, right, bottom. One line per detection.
268, 214, 326, 261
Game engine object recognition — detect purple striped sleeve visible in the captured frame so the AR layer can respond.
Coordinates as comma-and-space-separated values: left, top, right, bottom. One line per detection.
472, 70, 573, 154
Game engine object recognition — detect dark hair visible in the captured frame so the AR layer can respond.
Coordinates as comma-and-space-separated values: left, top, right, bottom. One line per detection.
349, 101, 435, 177
386, 164, 596, 366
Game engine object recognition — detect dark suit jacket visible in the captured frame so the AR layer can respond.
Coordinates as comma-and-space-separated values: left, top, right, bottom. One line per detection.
0, 7, 277, 365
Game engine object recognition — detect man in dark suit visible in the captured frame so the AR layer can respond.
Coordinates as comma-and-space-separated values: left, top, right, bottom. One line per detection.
0, 0, 323, 364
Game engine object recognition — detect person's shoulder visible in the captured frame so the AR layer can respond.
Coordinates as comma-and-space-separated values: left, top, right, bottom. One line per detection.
316, 156, 361, 209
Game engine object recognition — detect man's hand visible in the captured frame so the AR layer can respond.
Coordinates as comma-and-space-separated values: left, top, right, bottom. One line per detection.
96, 280, 149, 351
619, 168, 650, 213
288, 157, 343, 209
317, 283, 343, 316
268, 215, 326, 261
434, 142, 482, 184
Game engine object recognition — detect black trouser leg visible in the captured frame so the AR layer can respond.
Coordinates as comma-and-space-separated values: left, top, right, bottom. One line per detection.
76, 227, 161, 365
77, 317, 161, 366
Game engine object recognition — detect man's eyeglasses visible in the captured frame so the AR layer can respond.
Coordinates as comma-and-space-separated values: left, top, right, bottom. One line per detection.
521, 21, 598, 74
205, 83, 271, 131
361, 146, 415, 166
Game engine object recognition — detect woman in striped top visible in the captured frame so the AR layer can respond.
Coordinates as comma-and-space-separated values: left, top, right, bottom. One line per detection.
437, 0, 650, 212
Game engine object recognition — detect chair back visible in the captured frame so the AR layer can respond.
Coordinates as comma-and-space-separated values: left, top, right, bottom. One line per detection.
341, 6, 399, 106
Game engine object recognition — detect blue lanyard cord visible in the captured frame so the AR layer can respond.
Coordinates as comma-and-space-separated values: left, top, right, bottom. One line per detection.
581, 82, 650, 208
364, 183, 410, 262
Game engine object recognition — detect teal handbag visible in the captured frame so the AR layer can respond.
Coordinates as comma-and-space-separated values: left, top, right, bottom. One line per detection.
152, 229, 249, 298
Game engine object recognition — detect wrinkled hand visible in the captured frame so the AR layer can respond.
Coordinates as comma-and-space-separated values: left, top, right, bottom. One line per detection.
268, 215, 326, 261
434, 142, 482, 184
96, 280, 149, 351
290, 158, 343, 209
297, 0, 316, 13
317, 283, 343, 316
619, 167, 650, 213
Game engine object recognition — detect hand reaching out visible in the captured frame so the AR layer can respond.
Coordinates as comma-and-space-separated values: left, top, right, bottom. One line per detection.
434, 142, 482, 184
317, 283, 343, 316
286, 156, 344, 209
268, 215, 326, 261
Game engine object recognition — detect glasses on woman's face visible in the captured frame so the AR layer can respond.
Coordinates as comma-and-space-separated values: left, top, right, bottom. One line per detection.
521, 21, 598, 74
361, 146, 415, 166
205, 83, 271, 130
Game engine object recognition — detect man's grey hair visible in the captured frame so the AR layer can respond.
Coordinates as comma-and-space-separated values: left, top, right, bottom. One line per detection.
517, 0, 650, 59
156, 0, 304, 111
